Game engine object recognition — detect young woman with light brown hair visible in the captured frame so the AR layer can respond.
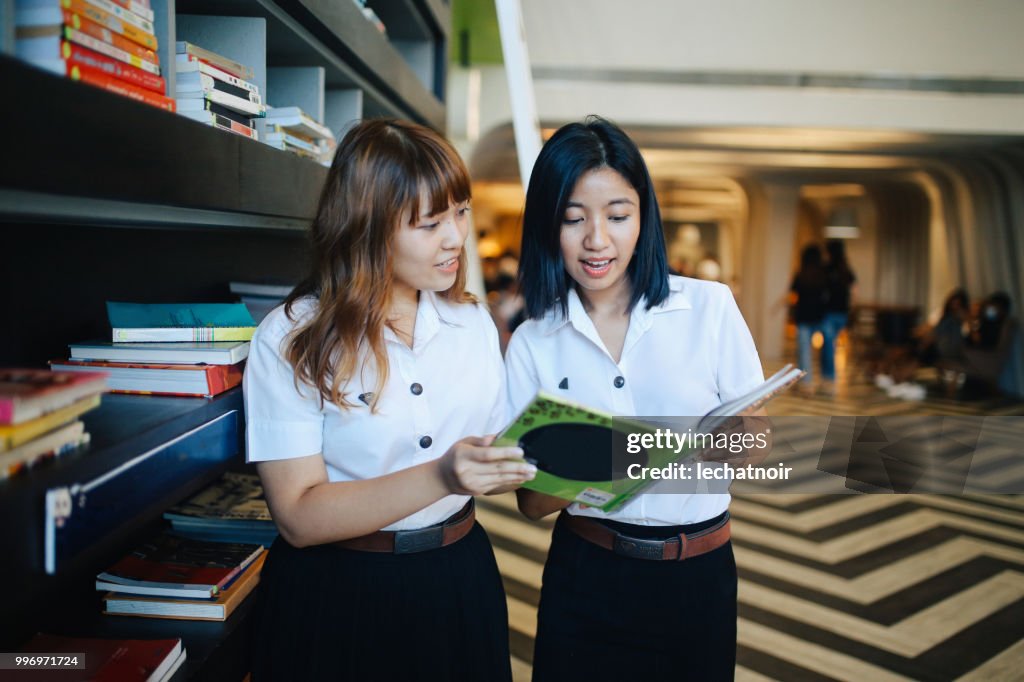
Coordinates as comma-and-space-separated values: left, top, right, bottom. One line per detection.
243, 118, 534, 681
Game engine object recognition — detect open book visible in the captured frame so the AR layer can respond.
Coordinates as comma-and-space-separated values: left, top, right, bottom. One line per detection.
495, 364, 805, 512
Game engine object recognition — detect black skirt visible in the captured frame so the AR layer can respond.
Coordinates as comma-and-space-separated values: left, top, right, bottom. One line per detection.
250, 522, 512, 682
533, 512, 737, 682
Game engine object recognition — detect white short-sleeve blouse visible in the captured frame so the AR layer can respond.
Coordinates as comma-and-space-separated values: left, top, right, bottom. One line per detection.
505, 275, 764, 526
243, 291, 507, 531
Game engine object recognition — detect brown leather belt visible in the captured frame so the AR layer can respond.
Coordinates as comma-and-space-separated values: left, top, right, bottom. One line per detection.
560, 510, 731, 561
332, 500, 475, 554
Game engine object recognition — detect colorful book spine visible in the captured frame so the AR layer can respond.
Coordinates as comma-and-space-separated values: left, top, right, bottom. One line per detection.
0, 394, 101, 452
177, 89, 264, 117
81, 0, 153, 34
62, 39, 164, 93
210, 116, 258, 140
54, 360, 243, 397
112, 327, 255, 342
63, 9, 158, 66
177, 72, 261, 103
62, 0, 158, 51
106, 0, 154, 23
175, 54, 258, 94
69, 62, 175, 111
176, 41, 252, 81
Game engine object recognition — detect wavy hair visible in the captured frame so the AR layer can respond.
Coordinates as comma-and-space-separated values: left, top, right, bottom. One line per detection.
282, 119, 472, 411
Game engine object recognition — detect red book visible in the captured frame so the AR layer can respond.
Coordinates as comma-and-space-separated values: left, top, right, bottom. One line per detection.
97, 533, 264, 598
62, 41, 165, 93
16, 634, 183, 681
50, 359, 243, 397
63, 9, 159, 67
0, 368, 107, 425
67, 62, 174, 111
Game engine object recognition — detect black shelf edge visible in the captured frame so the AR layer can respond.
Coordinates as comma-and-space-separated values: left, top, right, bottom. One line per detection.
0, 389, 246, 648
0, 188, 310, 232
0, 56, 326, 223
417, 0, 451, 40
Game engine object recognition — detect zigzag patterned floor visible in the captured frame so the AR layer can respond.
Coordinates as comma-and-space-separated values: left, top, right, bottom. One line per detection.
485, 360, 1024, 681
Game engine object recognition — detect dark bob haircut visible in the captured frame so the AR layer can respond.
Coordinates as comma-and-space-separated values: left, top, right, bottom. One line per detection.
519, 116, 669, 320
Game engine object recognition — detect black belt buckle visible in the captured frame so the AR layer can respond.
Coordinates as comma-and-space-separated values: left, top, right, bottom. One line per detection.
612, 534, 666, 560
393, 526, 445, 554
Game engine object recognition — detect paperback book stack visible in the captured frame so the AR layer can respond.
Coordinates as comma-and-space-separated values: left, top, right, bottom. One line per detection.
51, 302, 254, 398
229, 280, 293, 323
164, 472, 278, 547
176, 41, 265, 141
98, 530, 266, 622
14, 0, 174, 111
261, 106, 336, 165
0, 368, 105, 480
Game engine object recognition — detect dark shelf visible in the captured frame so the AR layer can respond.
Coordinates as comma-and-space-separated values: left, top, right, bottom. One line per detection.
0, 389, 245, 649
0, 56, 326, 227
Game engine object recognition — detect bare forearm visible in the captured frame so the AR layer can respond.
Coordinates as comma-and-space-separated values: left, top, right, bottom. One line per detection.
516, 488, 571, 520
267, 460, 450, 547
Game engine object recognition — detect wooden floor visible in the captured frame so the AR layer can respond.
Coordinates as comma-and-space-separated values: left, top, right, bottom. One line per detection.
485, 355, 1024, 681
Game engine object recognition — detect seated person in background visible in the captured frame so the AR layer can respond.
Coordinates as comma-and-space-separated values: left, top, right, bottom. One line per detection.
917, 289, 971, 392
964, 292, 1019, 394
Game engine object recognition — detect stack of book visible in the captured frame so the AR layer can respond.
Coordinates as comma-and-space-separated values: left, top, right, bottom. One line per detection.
19, 634, 185, 680
229, 281, 293, 323
14, 0, 174, 111
98, 530, 266, 622
51, 302, 254, 398
0, 368, 106, 480
164, 472, 278, 547
261, 106, 336, 165
176, 41, 265, 141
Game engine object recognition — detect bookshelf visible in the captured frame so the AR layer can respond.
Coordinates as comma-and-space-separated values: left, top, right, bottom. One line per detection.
2, 0, 449, 678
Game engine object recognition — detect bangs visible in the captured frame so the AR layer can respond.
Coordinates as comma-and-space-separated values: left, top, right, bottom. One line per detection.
400, 137, 472, 223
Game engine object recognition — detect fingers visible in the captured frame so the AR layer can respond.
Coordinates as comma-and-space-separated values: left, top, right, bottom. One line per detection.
464, 444, 525, 463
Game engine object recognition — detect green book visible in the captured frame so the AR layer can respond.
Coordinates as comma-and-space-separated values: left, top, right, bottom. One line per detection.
495, 365, 804, 512
106, 302, 256, 343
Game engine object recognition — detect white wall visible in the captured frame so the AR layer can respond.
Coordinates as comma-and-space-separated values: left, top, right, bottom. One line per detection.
522, 0, 1024, 79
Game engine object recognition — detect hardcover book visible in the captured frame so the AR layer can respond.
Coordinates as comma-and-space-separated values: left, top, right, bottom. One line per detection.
0, 420, 90, 479
179, 111, 259, 140
263, 106, 334, 141
495, 365, 805, 511
176, 71, 261, 103
175, 53, 257, 93
104, 552, 266, 621
96, 532, 264, 598
112, 325, 255, 343
17, 634, 183, 682
0, 368, 107, 425
68, 339, 250, 365
165, 472, 272, 522
0, 393, 100, 451
175, 40, 254, 80
50, 359, 244, 397
13, 8, 160, 65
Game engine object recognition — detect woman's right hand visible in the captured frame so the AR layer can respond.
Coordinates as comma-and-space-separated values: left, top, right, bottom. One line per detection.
436, 436, 536, 495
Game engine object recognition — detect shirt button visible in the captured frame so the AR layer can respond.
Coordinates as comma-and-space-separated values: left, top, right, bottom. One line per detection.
410, 382, 423, 395
613, 376, 625, 388
419, 436, 433, 449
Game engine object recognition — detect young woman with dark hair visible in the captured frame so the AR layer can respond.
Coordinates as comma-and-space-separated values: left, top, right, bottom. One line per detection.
506, 116, 766, 681
243, 118, 534, 681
